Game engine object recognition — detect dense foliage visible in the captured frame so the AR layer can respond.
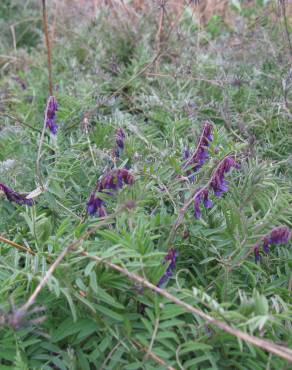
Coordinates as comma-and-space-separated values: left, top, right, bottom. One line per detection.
0, 1, 291, 369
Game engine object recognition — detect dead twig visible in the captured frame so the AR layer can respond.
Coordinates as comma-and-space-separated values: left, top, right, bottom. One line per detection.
132, 339, 176, 370
155, 1, 167, 56
0, 112, 42, 134
0, 235, 35, 256
41, 0, 53, 96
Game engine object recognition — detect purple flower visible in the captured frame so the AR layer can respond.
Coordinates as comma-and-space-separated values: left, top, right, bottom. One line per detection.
191, 156, 239, 219
193, 188, 213, 219
86, 193, 104, 215
183, 122, 213, 176
157, 248, 178, 288
210, 156, 239, 198
0, 183, 33, 206
269, 227, 291, 245
98, 169, 134, 192
45, 96, 58, 135
87, 169, 134, 216
253, 226, 291, 263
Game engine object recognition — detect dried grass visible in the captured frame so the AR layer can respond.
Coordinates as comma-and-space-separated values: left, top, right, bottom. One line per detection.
64, 0, 231, 24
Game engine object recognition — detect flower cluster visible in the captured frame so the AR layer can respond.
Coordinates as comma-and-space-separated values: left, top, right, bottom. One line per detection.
0, 183, 33, 206
253, 226, 291, 263
210, 156, 240, 197
157, 248, 179, 287
193, 155, 240, 219
45, 96, 58, 135
87, 168, 134, 216
183, 121, 213, 177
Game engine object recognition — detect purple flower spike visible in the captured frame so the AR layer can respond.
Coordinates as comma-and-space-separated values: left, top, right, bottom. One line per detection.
194, 195, 202, 219
0, 183, 33, 206
252, 226, 291, 263
210, 156, 239, 198
45, 96, 58, 135
183, 121, 213, 176
87, 168, 134, 216
86, 193, 104, 215
193, 188, 212, 219
157, 248, 178, 288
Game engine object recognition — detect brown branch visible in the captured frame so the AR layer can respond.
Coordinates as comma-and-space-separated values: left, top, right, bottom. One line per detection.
132, 339, 176, 370
0, 112, 42, 134
155, 1, 167, 56
0, 236, 35, 256
42, 0, 53, 96
82, 252, 292, 363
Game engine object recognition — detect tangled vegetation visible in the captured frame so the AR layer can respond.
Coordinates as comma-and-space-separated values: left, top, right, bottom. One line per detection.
0, 1, 292, 369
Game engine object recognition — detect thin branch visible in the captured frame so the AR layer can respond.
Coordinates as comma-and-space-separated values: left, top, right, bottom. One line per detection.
144, 316, 160, 361
132, 339, 176, 370
82, 252, 292, 363
155, 1, 167, 56
108, 52, 161, 99
100, 341, 122, 370
42, 0, 53, 96
0, 236, 35, 256
145, 72, 222, 86
0, 112, 42, 134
